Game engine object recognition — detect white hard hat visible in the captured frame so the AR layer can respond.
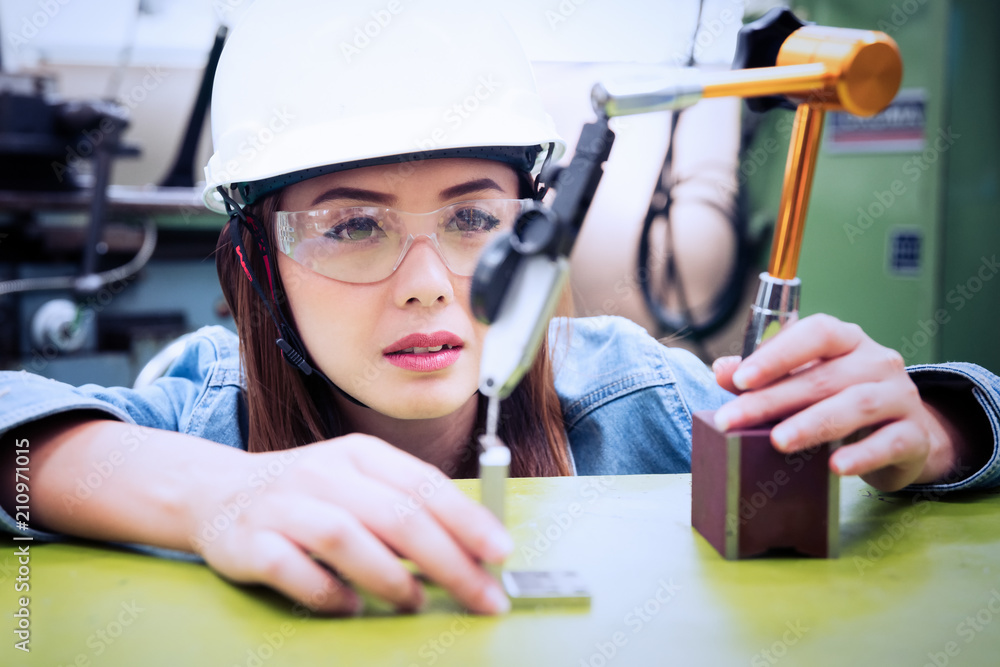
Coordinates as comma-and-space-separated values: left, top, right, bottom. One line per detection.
202, 0, 566, 213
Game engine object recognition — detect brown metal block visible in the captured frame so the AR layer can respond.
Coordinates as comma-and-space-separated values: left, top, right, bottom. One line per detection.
691, 411, 839, 559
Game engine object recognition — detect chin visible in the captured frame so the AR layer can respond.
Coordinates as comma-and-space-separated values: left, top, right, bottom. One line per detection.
371, 385, 476, 420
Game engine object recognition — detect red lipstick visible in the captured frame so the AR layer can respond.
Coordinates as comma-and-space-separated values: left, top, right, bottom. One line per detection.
383, 331, 464, 372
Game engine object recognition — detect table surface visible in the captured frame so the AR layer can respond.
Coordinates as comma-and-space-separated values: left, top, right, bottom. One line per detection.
3, 474, 999, 667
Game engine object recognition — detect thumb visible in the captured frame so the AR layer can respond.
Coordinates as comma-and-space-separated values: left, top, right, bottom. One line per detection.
712, 356, 743, 394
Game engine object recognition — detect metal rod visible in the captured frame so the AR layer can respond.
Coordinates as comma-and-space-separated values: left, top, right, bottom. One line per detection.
701, 63, 831, 100
592, 63, 832, 118
479, 439, 510, 581
768, 104, 826, 279
740, 272, 801, 358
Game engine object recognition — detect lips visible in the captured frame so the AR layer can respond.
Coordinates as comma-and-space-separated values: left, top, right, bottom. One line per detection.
383, 331, 464, 372
383, 331, 464, 355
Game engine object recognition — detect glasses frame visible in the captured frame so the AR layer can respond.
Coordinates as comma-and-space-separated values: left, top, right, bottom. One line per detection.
274, 198, 538, 284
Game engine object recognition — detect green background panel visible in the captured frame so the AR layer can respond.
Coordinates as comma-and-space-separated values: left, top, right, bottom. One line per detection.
745, 0, 999, 371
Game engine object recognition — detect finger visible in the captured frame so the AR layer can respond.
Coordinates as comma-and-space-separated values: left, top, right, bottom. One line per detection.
389, 509, 510, 615
768, 381, 911, 453
221, 530, 362, 615
328, 469, 510, 615
715, 347, 907, 431
830, 420, 928, 480
275, 496, 424, 612
346, 437, 514, 563
733, 314, 865, 390
712, 356, 742, 394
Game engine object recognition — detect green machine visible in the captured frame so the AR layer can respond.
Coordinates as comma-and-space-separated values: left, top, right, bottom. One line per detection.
743, 0, 999, 371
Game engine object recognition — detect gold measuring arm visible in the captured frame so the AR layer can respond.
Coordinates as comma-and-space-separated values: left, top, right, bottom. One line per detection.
592, 22, 902, 354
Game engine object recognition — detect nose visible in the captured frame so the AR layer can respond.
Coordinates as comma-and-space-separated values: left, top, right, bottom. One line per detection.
390, 235, 456, 308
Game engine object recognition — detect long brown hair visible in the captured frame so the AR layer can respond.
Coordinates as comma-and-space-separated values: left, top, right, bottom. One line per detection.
215, 186, 572, 478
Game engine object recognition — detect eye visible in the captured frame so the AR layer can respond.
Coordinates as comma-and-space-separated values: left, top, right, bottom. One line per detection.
323, 215, 385, 242
447, 206, 501, 233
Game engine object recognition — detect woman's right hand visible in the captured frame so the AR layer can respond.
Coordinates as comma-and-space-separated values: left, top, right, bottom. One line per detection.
189, 434, 512, 615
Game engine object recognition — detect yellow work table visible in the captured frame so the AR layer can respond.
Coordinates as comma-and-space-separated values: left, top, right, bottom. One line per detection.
3, 475, 999, 666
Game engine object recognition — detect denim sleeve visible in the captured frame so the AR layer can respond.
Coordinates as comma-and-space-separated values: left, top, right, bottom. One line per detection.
554, 316, 734, 476
904, 362, 1000, 492
0, 325, 243, 549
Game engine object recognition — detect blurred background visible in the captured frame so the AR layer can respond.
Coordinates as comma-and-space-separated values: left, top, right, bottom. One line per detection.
0, 0, 997, 388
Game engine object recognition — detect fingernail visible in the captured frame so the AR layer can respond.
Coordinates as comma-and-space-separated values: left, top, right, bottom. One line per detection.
485, 583, 511, 614
399, 581, 426, 613
714, 407, 737, 432
772, 425, 793, 451
732, 364, 757, 390
831, 452, 853, 475
488, 531, 514, 561
713, 356, 739, 373
411, 576, 426, 606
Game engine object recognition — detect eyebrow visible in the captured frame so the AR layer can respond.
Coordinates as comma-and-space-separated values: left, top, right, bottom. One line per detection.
438, 178, 506, 200
310, 187, 396, 208
308, 178, 506, 208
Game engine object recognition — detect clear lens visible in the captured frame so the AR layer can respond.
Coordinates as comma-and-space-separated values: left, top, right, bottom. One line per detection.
276, 199, 532, 283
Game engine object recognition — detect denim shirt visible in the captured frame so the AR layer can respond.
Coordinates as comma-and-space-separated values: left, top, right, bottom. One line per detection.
2, 315, 999, 548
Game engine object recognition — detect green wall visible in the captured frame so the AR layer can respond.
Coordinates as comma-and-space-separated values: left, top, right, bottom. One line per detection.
743, 0, 999, 372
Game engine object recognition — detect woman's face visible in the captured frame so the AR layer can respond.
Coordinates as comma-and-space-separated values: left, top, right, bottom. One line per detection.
277, 157, 520, 419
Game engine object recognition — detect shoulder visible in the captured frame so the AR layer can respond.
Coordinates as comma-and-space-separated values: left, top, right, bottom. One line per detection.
548, 316, 733, 476
548, 315, 727, 425
164, 325, 243, 388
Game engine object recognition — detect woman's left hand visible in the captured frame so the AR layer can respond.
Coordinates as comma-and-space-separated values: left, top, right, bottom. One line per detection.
711, 313, 964, 492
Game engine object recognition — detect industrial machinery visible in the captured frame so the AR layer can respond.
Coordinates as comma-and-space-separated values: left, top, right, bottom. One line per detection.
0, 28, 230, 386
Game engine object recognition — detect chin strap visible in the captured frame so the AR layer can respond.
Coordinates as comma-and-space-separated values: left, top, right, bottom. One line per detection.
218, 187, 368, 408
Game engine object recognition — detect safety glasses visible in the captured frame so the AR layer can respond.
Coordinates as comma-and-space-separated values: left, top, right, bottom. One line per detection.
275, 198, 536, 284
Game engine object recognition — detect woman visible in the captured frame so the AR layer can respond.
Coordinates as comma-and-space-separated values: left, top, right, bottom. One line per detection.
1, 0, 997, 617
